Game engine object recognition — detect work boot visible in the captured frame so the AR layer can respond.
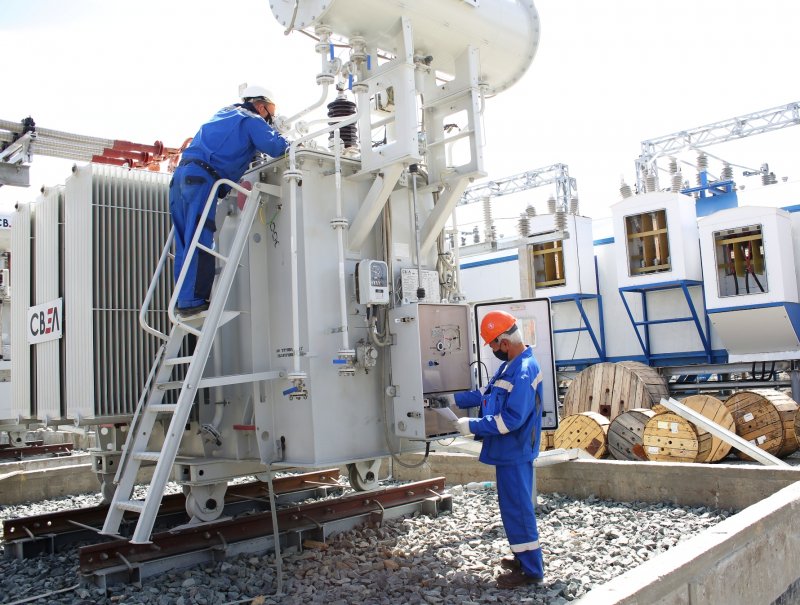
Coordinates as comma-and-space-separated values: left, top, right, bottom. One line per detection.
176, 302, 210, 319
496, 568, 544, 589
499, 555, 521, 570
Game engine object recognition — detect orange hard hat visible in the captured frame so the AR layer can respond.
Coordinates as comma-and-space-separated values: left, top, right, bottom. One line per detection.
480, 310, 517, 345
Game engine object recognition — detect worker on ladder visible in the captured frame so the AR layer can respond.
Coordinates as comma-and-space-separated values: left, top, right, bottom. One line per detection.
169, 85, 289, 317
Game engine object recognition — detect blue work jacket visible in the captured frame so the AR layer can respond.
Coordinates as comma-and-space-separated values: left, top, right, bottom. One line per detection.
454, 346, 544, 466
181, 104, 289, 183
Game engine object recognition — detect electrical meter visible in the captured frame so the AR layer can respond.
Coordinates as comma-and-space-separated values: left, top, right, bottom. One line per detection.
356, 259, 390, 305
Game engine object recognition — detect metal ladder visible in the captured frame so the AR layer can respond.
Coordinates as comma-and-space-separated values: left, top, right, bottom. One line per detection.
102, 178, 277, 544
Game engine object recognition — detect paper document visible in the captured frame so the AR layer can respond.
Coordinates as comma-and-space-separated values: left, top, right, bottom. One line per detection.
431, 406, 459, 422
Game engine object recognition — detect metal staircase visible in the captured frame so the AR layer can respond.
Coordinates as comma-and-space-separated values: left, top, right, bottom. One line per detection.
102, 178, 278, 544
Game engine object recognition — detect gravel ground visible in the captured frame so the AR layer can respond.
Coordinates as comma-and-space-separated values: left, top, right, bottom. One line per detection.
0, 478, 733, 605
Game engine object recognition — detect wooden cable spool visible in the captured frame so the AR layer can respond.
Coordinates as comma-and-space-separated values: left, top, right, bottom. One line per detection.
607, 408, 655, 461
724, 389, 799, 459
562, 361, 669, 419
642, 412, 710, 463
651, 394, 736, 463
553, 411, 609, 458
540, 429, 556, 452
680, 394, 735, 462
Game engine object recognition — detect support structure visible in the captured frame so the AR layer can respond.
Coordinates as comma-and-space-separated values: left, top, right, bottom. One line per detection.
618, 280, 713, 365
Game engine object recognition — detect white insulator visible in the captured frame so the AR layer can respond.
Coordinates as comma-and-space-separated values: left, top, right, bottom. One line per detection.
721, 163, 734, 181
697, 152, 709, 172
620, 181, 633, 199
569, 196, 579, 215
472, 226, 480, 243
482, 197, 494, 241
646, 173, 657, 193
763, 172, 778, 186
554, 210, 567, 232
518, 214, 530, 237
525, 204, 537, 217
668, 157, 678, 174
671, 172, 683, 193
546, 196, 556, 214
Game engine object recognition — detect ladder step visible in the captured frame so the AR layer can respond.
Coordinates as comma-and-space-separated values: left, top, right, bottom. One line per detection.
157, 380, 185, 391
176, 310, 241, 328
133, 451, 163, 462
148, 403, 178, 413
196, 243, 228, 262
116, 500, 146, 514
157, 369, 283, 391
165, 356, 195, 366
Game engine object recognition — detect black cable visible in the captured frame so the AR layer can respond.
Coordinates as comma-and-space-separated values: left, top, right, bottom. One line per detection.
469, 359, 490, 386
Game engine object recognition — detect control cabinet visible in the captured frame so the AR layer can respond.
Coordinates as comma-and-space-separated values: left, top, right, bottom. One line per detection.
388, 303, 472, 439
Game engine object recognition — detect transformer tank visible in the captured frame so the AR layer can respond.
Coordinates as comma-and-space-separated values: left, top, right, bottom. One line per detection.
88, 0, 553, 540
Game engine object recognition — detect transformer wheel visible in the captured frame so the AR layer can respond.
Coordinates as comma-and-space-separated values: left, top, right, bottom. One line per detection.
347, 462, 379, 491
97, 474, 117, 504
185, 483, 227, 522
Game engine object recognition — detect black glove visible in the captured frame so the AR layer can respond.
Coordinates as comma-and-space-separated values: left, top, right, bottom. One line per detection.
427, 395, 451, 409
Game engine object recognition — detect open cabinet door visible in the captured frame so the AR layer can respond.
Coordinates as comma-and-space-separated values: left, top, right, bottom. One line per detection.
474, 298, 559, 430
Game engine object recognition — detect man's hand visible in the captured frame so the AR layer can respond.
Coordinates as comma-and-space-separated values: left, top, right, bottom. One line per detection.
452, 417, 473, 436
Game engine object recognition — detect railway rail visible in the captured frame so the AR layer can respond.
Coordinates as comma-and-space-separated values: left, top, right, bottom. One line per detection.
80, 476, 449, 588
0, 441, 74, 461
2, 470, 450, 589
3, 468, 343, 557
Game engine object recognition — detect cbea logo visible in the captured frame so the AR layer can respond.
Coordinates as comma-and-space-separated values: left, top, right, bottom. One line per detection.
27, 298, 63, 344
30, 306, 60, 336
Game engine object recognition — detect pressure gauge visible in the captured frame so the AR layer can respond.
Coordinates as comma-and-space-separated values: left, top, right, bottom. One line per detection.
357, 259, 390, 305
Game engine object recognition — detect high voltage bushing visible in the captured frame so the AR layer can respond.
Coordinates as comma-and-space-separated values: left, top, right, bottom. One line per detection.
327, 94, 358, 149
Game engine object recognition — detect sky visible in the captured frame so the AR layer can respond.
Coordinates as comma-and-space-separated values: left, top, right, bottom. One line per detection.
2, 0, 799, 238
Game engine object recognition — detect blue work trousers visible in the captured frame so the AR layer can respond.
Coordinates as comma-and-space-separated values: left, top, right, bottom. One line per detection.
497, 461, 544, 579
169, 165, 217, 308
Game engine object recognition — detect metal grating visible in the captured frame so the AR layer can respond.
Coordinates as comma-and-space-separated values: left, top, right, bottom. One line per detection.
65, 164, 173, 420
33, 187, 63, 422
10, 203, 32, 420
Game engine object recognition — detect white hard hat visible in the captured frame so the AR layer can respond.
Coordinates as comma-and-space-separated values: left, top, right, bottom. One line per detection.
241, 85, 275, 104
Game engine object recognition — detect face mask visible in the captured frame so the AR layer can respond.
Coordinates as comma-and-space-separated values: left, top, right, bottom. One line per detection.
493, 349, 509, 362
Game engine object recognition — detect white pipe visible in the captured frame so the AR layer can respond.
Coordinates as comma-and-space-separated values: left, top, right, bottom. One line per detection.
284, 31, 335, 125
287, 168, 302, 376
451, 205, 464, 299
333, 129, 349, 351
285, 83, 330, 125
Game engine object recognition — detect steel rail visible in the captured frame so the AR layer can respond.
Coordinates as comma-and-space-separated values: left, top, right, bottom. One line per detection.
0, 443, 73, 460
3, 469, 341, 548
78, 477, 448, 578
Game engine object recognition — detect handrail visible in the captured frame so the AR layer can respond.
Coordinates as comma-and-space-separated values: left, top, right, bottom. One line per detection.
139, 228, 175, 341
166, 178, 252, 332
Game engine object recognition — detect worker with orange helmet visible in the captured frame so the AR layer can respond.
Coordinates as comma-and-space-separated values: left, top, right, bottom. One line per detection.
451, 309, 545, 588
169, 85, 289, 317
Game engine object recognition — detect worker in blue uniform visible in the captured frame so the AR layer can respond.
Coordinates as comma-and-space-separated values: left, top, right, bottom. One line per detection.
170, 85, 289, 317
451, 310, 545, 589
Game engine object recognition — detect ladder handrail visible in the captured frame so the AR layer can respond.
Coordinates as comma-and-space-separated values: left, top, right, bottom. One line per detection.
127, 181, 269, 544
139, 228, 175, 341
112, 342, 167, 484
168, 178, 251, 331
